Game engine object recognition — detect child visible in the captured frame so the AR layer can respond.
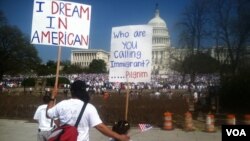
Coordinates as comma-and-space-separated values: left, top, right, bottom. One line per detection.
33, 95, 59, 141
110, 120, 131, 141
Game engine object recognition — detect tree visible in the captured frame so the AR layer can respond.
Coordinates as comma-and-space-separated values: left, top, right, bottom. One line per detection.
0, 24, 41, 80
176, 0, 212, 82
36, 60, 57, 76
0, 11, 7, 27
209, 0, 250, 113
178, 0, 211, 53
36, 63, 49, 76
211, 0, 250, 75
181, 53, 220, 74
171, 52, 220, 84
46, 60, 57, 75
88, 59, 107, 73
61, 60, 85, 74
0, 11, 41, 80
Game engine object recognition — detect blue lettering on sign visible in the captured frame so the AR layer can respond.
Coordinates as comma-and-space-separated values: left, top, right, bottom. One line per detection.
113, 31, 129, 38
122, 41, 137, 50
134, 30, 146, 37
31, 31, 40, 43
46, 16, 56, 29
110, 60, 150, 68
113, 50, 141, 59
51, 31, 58, 45
35, 1, 45, 12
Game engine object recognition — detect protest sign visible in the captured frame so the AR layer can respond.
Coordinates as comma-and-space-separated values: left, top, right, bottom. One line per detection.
31, 0, 91, 49
109, 25, 152, 83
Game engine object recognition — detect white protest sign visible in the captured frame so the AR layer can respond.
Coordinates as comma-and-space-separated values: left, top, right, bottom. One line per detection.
109, 25, 152, 83
31, 0, 91, 49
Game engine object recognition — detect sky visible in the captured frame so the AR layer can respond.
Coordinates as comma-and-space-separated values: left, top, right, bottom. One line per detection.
0, 0, 188, 63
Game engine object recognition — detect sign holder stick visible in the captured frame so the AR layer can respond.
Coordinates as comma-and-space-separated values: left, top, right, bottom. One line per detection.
125, 81, 130, 120
52, 46, 62, 98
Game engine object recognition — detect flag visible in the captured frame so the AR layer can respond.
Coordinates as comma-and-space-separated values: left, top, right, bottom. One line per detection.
138, 123, 153, 132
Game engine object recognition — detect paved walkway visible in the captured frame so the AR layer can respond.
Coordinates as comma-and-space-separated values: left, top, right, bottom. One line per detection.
0, 119, 221, 141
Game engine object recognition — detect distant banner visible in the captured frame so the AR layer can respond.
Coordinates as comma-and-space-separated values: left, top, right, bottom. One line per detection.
31, 0, 91, 49
109, 25, 152, 83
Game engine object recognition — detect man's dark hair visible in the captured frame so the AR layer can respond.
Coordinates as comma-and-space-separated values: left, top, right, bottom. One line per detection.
43, 95, 50, 104
70, 80, 90, 102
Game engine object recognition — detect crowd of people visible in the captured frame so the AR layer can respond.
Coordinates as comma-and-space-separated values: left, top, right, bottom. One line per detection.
0, 73, 220, 95
64, 73, 220, 94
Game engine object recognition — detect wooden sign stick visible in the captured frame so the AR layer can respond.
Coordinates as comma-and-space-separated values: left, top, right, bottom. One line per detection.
125, 82, 130, 120
52, 46, 62, 98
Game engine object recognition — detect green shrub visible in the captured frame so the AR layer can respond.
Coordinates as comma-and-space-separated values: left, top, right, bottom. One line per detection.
21, 78, 36, 87
46, 77, 70, 87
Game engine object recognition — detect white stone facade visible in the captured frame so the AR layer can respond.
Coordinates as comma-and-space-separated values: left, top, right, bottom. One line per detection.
148, 8, 171, 75
71, 49, 110, 70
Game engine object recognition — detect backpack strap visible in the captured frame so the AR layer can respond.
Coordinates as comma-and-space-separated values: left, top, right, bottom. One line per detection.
74, 102, 88, 127
50, 119, 54, 127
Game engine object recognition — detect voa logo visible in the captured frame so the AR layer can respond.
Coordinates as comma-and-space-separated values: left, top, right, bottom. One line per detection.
226, 129, 246, 136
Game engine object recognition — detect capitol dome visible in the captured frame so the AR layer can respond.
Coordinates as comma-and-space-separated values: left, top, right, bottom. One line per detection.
148, 6, 171, 75
148, 9, 167, 28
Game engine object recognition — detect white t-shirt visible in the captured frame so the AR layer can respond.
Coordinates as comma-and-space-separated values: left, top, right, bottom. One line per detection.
33, 104, 54, 131
47, 99, 102, 141
193, 92, 198, 99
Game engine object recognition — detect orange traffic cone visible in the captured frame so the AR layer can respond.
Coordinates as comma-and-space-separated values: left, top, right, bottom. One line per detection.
226, 114, 236, 125
184, 111, 195, 131
163, 112, 173, 130
244, 114, 250, 125
205, 114, 216, 132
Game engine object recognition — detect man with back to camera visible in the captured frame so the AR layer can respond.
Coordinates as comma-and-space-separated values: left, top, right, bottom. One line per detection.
46, 80, 130, 141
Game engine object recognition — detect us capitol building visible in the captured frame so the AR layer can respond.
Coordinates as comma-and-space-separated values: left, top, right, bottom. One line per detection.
148, 7, 171, 75
70, 5, 250, 75
71, 7, 174, 75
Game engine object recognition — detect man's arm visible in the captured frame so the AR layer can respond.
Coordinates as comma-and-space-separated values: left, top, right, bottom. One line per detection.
95, 123, 130, 141
33, 108, 39, 123
46, 96, 56, 118
53, 119, 60, 127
